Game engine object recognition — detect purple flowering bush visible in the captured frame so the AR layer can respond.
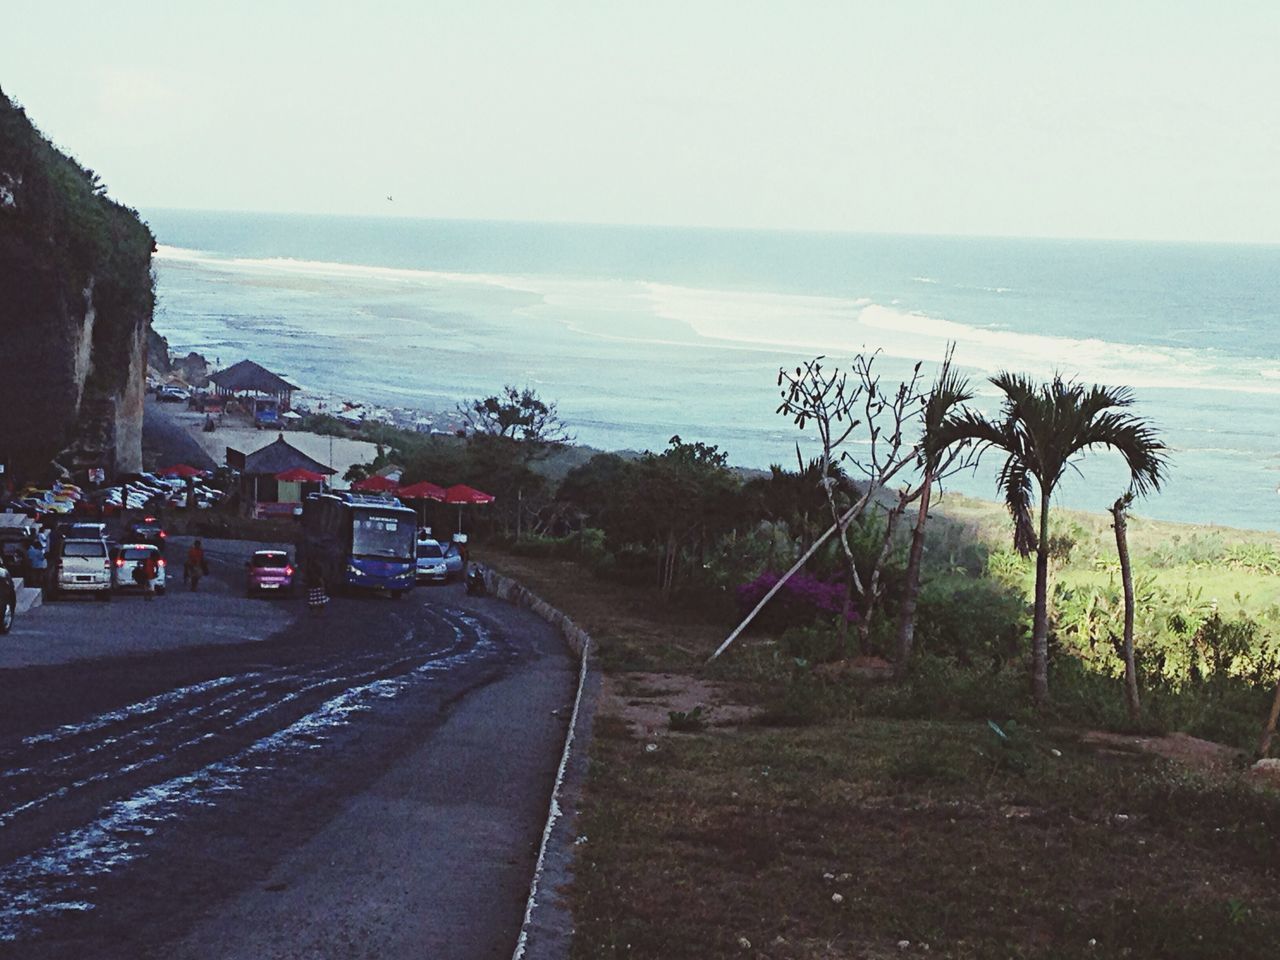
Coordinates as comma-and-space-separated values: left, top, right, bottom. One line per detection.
736, 570, 859, 634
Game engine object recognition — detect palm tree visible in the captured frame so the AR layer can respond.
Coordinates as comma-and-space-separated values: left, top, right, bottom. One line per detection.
937, 374, 1166, 706
894, 351, 973, 676
1110, 492, 1142, 722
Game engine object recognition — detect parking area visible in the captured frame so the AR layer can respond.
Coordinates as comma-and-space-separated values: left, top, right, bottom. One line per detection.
0, 536, 296, 668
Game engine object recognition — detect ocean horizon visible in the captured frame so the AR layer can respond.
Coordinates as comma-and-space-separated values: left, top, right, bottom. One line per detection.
144, 209, 1280, 532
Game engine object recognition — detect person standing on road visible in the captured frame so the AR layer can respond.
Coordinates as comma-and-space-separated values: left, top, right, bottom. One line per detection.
24, 539, 47, 596
185, 540, 208, 591
305, 559, 328, 615
140, 551, 159, 601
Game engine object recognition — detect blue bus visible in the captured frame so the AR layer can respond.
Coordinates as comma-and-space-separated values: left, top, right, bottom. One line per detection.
302, 492, 417, 596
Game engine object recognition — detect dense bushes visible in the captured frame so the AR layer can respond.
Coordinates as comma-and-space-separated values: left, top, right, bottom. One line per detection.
914, 576, 1027, 666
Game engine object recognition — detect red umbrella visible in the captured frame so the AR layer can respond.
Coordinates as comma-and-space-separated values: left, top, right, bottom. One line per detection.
276, 467, 328, 483
158, 463, 205, 478
352, 475, 400, 493
444, 484, 495, 532
398, 480, 448, 501
444, 484, 495, 504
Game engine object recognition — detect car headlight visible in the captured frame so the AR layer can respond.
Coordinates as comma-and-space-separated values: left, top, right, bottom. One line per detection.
347, 564, 364, 577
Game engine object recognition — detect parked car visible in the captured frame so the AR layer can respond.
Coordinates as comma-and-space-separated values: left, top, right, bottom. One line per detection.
157, 385, 189, 403
54, 538, 112, 600
246, 549, 295, 596
128, 518, 168, 550
442, 541, 465, 581
0, 560, 15, 634
415, 538, 449, 583
254, 404, 281, 429
112, 543, 166, 595
60, 521, 107, 541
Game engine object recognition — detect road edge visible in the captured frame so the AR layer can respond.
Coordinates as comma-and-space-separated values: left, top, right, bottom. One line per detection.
483, 568, 599, 960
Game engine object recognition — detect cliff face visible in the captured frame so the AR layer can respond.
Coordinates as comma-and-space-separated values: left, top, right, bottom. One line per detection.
0, 88, 155, 481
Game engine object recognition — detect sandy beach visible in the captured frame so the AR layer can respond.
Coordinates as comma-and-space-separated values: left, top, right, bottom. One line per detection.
150, 404, 380, 481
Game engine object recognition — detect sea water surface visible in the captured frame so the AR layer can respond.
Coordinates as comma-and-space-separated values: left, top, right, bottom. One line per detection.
145, 210, 1280, 530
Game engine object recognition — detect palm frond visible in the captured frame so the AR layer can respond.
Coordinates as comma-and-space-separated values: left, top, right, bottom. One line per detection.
1067, 410, 1168, 496
997, 454, 1038, 556
921, 345, 974, 469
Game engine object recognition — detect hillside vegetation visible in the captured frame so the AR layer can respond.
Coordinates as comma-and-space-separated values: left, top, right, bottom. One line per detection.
0, 87, 155, 478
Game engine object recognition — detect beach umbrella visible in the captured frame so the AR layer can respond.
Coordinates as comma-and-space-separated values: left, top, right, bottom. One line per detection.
398, 481, 448, 526
276, 468, 328, 483
444, 484, 495, 531
398, 480, 448, 501
158, 463, 205, 478
351, 475, 400, 493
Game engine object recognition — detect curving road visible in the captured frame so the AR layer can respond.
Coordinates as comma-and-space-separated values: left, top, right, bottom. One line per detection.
0, 545, 572, 959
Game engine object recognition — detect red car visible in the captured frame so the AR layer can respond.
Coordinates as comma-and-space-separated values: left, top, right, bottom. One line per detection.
246, 550, 294, 597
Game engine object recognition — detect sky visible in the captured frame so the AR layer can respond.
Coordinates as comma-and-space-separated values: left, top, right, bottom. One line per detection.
4, 0, 1279, 242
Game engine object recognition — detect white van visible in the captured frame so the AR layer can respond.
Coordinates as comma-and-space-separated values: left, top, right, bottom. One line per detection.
55, 539, 112, 600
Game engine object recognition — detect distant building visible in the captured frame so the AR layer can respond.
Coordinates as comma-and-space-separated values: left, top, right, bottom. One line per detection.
227, 434, 335, 518
209, 360, 299, 410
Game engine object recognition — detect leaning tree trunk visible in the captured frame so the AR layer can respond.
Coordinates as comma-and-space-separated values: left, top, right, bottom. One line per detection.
1111, 498, 1141, 722
1031, 489, 1052, 707
894, 475, 933, 677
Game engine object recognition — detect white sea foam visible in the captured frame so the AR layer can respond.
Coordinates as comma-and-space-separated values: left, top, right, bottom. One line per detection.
155, 245, 540, 294
154, 246, 1280, 399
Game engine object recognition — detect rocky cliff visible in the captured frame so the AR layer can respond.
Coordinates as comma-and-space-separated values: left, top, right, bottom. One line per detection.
0, 87, 155, 482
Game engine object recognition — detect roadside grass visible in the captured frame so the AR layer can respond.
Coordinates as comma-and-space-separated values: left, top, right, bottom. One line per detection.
573, 717, 1280, 959
480, 545, 1280, 960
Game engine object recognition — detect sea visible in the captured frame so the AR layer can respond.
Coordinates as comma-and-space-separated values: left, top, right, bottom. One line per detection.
143, 209, 1280, 531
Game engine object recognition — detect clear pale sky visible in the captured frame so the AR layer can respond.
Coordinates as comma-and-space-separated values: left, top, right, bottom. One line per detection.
4, 0, 1278, 242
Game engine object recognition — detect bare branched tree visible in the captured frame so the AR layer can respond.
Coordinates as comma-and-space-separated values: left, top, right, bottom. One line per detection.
775, 352, 926, 652
710, 347, 974, 663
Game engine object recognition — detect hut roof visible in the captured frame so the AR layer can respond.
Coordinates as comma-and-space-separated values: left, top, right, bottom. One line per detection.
209, 360, 299, 394
242, 435, 336, 476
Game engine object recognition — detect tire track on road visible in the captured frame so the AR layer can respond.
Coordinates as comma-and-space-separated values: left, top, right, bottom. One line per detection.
0, 604, 507, 943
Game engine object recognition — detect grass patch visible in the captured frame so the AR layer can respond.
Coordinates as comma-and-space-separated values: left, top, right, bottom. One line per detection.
571, 718, 1280, 959
478, 544, 1280, 959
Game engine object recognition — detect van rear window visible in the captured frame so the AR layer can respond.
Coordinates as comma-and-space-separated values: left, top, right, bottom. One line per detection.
62, 541, 105, 558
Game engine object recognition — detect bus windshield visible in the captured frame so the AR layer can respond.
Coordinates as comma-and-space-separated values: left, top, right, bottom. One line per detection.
351, 512, 415, 560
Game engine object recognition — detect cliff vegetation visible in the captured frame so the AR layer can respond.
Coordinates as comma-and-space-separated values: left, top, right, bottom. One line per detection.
0, 86, 155, 480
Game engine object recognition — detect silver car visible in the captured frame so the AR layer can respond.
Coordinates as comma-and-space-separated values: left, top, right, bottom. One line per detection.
415, 539, 449, 583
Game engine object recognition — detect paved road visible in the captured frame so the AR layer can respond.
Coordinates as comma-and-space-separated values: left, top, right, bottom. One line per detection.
2, 537, 294, 669
0, 544, 572, 959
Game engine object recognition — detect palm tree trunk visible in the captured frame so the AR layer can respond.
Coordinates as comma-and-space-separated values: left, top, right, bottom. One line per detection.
894, 474, 932, 677
1032, 488, 1051, 706
1111, 498, 1141, 722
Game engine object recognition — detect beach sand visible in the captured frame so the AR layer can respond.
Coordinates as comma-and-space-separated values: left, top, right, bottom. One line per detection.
160, 407, 379, 481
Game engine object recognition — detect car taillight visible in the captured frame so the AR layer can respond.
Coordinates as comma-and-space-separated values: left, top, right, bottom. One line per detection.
116, 558, 125, 567
285, 566, 294, 576
158, 558, 166, 567
159, 531, 167, 539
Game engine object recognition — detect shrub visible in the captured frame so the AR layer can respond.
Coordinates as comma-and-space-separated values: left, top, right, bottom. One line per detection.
779, 623, 849, 664
914, 576, 1027, 666
736, 570, 858, 633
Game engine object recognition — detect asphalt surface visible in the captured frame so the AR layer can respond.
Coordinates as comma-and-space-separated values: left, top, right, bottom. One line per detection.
0, 535, 573, 959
